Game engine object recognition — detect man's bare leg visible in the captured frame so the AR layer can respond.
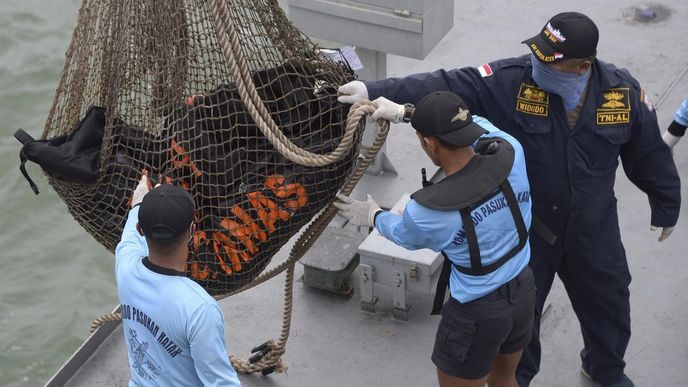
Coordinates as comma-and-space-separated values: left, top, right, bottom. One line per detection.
487, 350, 523, 387
437, 367, 488, 387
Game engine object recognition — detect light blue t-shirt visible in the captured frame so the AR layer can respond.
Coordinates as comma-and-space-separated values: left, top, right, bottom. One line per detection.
375, 116, 532, 303
674, 97, 688, 127
115, 206, 242, 387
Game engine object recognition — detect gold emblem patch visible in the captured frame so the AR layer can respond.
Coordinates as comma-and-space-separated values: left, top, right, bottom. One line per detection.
596, 88, 631, 124
519, 84, 549, 103
452, 108, 469, 122
516, 83, 549, 116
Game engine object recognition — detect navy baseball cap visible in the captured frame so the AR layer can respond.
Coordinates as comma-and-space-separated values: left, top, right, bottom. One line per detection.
138, 184, 195, 242
411, 91, 487, 147
523, 12, 599, 63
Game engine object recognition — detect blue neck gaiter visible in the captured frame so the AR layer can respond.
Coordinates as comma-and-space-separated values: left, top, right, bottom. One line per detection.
530, 53, 591, 111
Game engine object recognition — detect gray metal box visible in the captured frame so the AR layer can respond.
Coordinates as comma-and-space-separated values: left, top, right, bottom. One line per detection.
288, 0, 454, 59
358, 230, 443, 295
357, 193, 443, 318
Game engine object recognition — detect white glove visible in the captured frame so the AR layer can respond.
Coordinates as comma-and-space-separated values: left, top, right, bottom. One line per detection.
650, 225, 674, 242
337, 81, 368, 104
370, 97, 406, 124
333, 193, 381, 227
132, 175, 150, 207
662, 131, 681, 150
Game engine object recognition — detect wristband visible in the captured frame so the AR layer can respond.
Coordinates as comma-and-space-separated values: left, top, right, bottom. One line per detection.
668, 120, 687, 137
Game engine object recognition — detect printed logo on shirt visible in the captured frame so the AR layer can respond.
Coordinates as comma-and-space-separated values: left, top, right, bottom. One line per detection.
122, 304, 184, 358
516, 84, 549, 116
128, 328, 161, 381
452, 190, 530, 246
596, 88, 631, 124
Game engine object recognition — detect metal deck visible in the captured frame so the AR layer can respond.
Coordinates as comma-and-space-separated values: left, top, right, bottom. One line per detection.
50, 1, 688, 386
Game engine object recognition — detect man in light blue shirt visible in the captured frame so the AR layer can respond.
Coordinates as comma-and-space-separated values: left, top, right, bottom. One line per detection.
336, 91, 535, 386
116, 178, 241, 386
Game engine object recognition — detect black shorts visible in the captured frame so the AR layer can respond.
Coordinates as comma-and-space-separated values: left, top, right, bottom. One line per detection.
431, 265, 536, 380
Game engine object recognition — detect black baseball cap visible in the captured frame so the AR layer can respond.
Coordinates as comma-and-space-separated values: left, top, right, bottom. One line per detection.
411, 91, 487, 147
522, 12, 599, 63
138, 184, 195, 242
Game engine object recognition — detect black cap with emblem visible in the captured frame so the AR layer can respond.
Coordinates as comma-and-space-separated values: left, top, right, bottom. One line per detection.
411, 91, 487, 147
523, 12, 599, 63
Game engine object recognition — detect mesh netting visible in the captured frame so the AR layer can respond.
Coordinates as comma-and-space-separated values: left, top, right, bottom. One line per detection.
42, 0, 359, 295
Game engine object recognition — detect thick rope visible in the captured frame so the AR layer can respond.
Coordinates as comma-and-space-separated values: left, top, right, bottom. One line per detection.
229, 263, 295, 374
223, 102, 387, 374
90, 101, 388, 375
89, 312, 122, 333
209, 0, 359, 167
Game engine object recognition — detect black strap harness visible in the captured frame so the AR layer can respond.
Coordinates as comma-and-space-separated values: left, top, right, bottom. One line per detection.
430, 179, 528, 314
458, 179, 528, 276
410, 138, 530, 315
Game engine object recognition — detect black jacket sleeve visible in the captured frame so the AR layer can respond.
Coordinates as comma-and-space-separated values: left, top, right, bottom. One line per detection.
363, 57, 530, 122
621, 83, 681, 227
364, 67, 493, 117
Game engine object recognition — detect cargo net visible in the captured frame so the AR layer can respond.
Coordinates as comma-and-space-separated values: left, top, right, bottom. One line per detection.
42, 0, 359, 295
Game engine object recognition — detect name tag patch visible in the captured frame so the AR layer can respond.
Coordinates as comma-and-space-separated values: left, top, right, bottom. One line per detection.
596, 88, 631, 124
516, 83, 549, 116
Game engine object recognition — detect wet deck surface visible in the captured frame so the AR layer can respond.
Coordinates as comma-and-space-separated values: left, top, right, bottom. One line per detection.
59, 1, 688, 386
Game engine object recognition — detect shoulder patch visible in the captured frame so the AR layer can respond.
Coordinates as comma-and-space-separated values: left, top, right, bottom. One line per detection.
477, 63, 493, 77
639, 87, 654, 111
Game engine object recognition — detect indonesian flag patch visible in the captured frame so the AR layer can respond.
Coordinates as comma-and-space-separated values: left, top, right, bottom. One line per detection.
477, 63, 493, 77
